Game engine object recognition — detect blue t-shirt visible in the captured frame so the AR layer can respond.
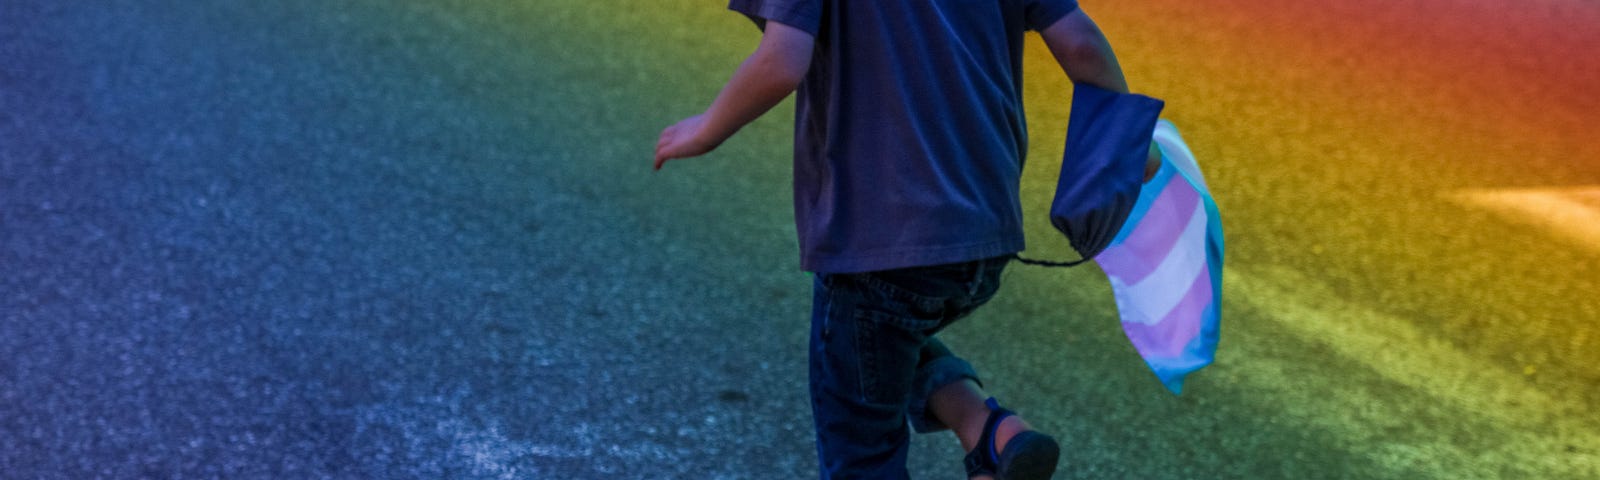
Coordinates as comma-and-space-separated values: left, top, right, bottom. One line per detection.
728, 0, 1081, 273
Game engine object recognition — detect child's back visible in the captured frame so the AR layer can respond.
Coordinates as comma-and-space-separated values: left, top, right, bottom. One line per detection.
733, 0, 1083, 274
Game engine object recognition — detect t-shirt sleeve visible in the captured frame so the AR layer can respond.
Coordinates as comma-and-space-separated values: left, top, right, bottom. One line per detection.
727, 0, 823, 37
1022, 0, 1081, 31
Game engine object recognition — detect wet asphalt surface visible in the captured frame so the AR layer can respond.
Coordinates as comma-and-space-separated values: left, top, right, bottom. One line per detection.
4, 1, 1598, 479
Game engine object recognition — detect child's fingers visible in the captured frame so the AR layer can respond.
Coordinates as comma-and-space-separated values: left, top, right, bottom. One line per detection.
654, 141, 675, 170
652, 135, 672, 170
654, 150, 671, 170
654, 127, 675, 170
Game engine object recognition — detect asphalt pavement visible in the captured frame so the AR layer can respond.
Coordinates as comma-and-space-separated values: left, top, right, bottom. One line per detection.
3, 1, 1597, 478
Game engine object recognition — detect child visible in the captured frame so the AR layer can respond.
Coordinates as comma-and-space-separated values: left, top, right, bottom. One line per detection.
656, 1, 1141, 478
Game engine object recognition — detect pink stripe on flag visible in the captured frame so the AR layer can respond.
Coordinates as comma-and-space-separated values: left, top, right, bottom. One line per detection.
1121, 264, 1213, 359
1095, 174, 1201, 285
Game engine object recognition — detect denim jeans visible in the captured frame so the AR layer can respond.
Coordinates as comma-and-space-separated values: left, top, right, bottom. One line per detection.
809, 255, 1010, 480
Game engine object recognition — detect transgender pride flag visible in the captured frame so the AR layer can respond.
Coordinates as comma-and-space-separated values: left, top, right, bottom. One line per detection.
1093, 120, 1223, 394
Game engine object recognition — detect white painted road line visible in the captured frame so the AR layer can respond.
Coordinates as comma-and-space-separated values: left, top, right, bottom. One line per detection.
1447, 187, 1600, 253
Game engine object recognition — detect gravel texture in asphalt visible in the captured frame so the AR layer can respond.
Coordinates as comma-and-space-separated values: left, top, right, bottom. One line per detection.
5, 1, 1598, 479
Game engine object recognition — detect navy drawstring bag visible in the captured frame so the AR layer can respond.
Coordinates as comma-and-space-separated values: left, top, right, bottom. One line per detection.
1018, 83, 1166, 267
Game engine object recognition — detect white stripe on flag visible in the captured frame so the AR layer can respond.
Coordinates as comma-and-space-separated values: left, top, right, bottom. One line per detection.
1109, 197, 1210, 325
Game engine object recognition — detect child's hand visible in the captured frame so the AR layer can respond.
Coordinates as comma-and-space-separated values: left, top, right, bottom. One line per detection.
1144, 143, 1162, 183
654, 114, 721, 170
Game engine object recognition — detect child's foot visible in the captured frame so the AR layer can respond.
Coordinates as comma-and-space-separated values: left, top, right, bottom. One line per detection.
963, 399, 1059, 480
928, 382, 1059, 479
969, 414, 1028, 479
974, 413, 1033, 471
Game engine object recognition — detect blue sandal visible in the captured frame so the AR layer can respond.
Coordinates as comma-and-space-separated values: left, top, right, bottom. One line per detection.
963, 398, 1060, 480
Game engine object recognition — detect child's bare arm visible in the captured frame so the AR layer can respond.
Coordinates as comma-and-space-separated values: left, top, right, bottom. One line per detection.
1040, 9, 1162, 180
1039, 9, 1128, 93
655, 21, 815, 170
